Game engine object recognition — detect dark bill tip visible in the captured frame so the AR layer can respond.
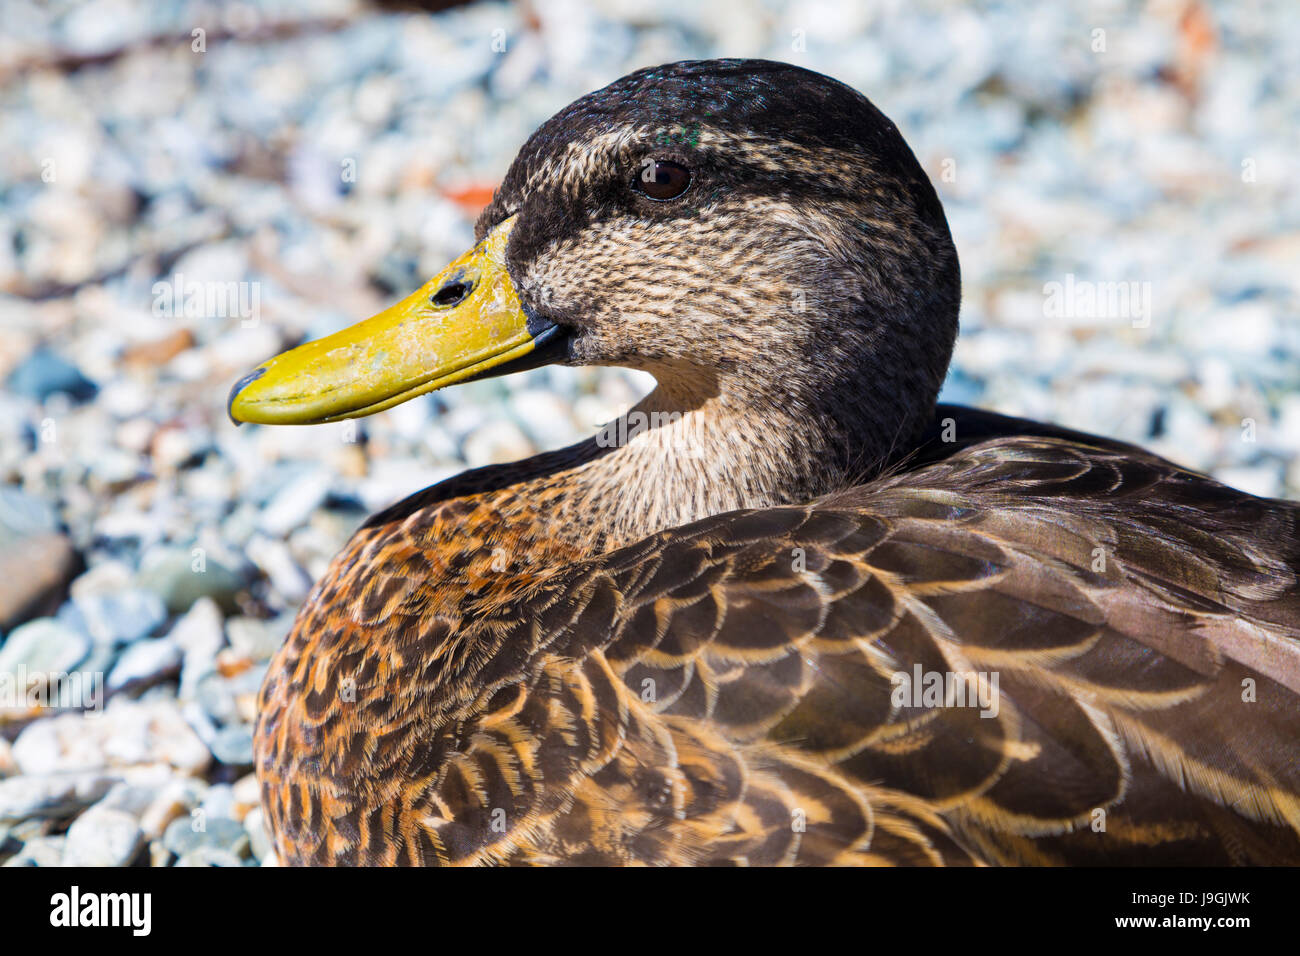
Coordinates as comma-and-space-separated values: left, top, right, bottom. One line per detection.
227, 366, 267, 425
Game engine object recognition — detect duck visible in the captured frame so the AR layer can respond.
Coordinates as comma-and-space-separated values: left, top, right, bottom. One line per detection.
228, 58, 1300, 866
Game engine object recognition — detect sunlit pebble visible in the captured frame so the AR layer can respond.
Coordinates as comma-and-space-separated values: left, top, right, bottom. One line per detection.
244, 534, 313, 604
1275, 396, 1300, 451
209, 325, 282, 373
230, 773, 261, 821
357, 460, 457, 514
253, 422, 335, 463
510, 389, 579, 450
151, 427, 200, 472
97, 378, 152, 418
114, 417, 155, 455
387, 395, 432, 438
439, 403, 492, 443
290, 525, 349, 582
215, 648, 254, 679
354, 74, 399, 126
1216, 465, 1282, 500
574, 394, 625, 434
258, 469, 331, 537
462, 419, 534, 468
330, 443, 369, 479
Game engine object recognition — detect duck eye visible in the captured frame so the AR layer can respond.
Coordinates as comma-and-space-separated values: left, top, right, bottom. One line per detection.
635, 159, 692, 201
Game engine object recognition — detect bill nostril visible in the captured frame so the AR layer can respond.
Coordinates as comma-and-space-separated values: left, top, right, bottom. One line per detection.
431, 280, 474, 308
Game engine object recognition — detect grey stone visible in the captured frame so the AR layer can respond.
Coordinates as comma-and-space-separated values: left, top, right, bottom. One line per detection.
107, 637, 182, 691
0, 618, 90, 679
0, 533, 80, 632
174, 847, 244, 867
0, 488, 58, 543
68, 588, 166, 645
168, 598, 225, 700
2, 836, 66, 867
225, 615, 290, 662
244, 806, 273, 862
11, 700, 209, 775
0, 772, 116, 821
162, 813, 249, 858
209, 724, 254, 767
138, 547, 244, 616
63, 807, 143, 866
259, 468, 331, 536
6, 349, 97, 403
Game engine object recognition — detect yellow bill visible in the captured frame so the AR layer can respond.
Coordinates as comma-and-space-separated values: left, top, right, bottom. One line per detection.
228, 216, 560, 425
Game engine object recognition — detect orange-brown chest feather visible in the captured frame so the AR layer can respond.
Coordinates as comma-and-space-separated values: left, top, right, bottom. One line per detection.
254, 479, 589, 865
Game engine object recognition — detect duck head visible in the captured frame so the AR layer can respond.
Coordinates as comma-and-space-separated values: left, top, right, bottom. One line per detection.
230, 59, 959, 484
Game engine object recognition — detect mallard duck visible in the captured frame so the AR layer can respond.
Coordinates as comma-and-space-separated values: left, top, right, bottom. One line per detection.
229, 59, 1300, 866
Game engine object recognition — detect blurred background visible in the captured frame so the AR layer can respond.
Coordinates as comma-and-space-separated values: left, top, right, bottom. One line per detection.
0, 0, 1297, 866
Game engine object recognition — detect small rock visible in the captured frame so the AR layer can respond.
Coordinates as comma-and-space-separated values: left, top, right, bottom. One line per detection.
195, 663, 265, 727
11, 699, 209, 775
244, 805, 273, 862
162, 813, 249, 859
210, 724, 254, 767
215, 648, 254, 678
0, 617, 91, 681
114, 417, 156, 454
200, 783, 235, 820
168, 598, 225, 700
95, 779, 155, 813
245, 536, 312, 603
0, 771, 116, 820
2, 836, 65, 866
6, 348, 97, 403
151, 426, 209, 473
4, 817, 50, 843
195, 672, 238, 725
1216, 464, 1281, 499
122, 328, 195, 368
230, 773, 261, 820
68, 560, 133, 599
259, 468, 331, 536
107, 637, 182, 692
68, 588, 166, 645
510, 389, 582, 449
62, 807, 143, 866
138, 548, 243, 615
225, 615, 290, 662
52, 641, 114, 710
462, 419, 534, 467
0, 533, 80, 633
139, 778, 207, 840
0, 488, 58, 542
174, 847, 244, 866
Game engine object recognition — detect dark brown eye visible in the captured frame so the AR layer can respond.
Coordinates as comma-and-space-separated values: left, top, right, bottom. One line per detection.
635, 159, 691, 201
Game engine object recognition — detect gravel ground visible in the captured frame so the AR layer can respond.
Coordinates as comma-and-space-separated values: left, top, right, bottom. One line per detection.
0, 0, 1297, 865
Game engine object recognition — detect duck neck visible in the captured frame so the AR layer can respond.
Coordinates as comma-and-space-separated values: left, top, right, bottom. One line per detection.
552, 367, 932, 551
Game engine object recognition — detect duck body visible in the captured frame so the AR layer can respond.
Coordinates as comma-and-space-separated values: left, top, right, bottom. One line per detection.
235, 61, 1300, 866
